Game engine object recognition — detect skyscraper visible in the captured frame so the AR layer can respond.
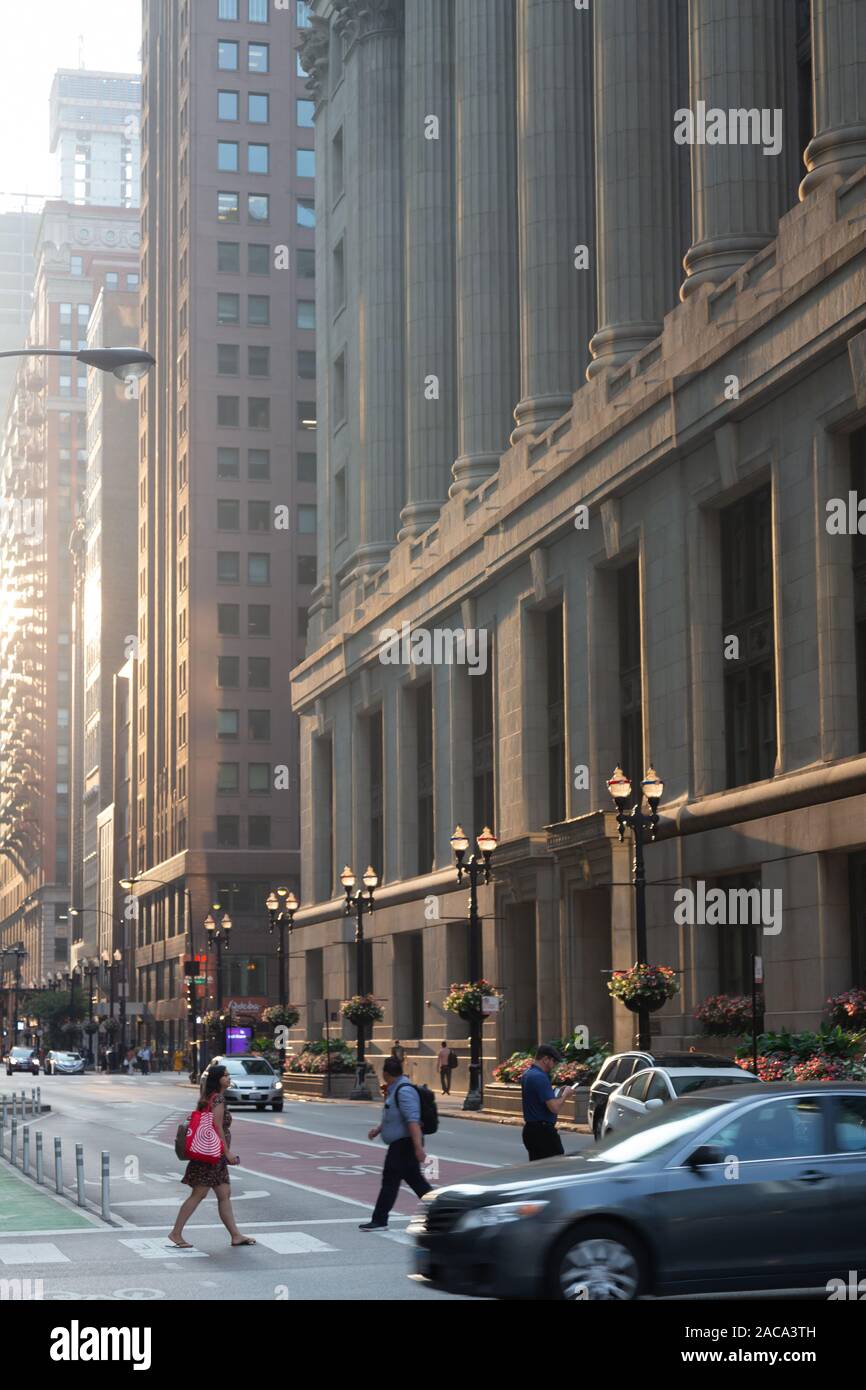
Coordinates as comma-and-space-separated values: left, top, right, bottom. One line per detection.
50, 70, 142, 209
134, 0, 316, 1054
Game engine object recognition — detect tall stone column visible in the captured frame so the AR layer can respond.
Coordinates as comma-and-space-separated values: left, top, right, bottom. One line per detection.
336, 0, 405, 578
400, 0, 457, 540
587, 0, 688, 379
512, 0, 595, 442
451, 0, 519, 496
801, 0, 866, 198
681, 0, 797, 300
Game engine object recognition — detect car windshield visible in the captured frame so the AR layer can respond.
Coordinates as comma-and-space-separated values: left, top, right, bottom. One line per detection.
589, 1099, 736, 1164
671, 1073, 756, 1096
226, 1059, 273, 1076
11, 1049, 32, 1059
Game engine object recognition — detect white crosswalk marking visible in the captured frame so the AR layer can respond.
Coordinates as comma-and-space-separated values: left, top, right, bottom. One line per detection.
0, 1243, 70, 1265
251, 1232, 336, 1254
375, 1230, 415, 1247
120, 1238, 208, 1260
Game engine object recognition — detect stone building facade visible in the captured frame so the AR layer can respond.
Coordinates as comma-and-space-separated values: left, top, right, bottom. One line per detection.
290, 0, 866, 1086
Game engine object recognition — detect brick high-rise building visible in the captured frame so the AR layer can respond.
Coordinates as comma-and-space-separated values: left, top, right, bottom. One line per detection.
134, 0, 316, 1055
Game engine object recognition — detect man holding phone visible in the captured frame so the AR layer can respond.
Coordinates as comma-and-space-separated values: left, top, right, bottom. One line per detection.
520, 1044, 574, 1161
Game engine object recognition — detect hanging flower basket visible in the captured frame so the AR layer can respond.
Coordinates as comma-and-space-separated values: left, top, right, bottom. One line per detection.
261, 1004, 300, 1030
694, 993, 762, 1037
202, 1011, 227, 1040
340, 995, 384, 1027
608, 964, 679, 1014
444, 980, 505, 1022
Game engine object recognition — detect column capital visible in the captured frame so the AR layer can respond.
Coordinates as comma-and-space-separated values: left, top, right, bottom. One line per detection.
297, 15, 331, 104
333, 0, 403, 53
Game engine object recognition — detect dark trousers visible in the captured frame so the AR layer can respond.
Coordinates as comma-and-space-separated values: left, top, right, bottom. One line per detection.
371, 1137, 433, 1226
439, 1066, 451, 1095
522, 1121, 565, 1162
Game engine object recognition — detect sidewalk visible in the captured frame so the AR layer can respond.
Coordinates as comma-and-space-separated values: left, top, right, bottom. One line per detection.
0, 1157, 96, 1234
274, 1085, 590, 1132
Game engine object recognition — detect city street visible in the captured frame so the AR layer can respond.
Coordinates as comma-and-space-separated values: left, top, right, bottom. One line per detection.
0, 1072, 551, 1301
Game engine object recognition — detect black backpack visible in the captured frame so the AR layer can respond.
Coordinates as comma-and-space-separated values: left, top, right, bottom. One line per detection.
448, 1049, 459, 1070
396, 1080, 439, 1136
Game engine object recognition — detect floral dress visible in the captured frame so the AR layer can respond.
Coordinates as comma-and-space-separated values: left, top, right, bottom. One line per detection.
182, 1096, 231, 1190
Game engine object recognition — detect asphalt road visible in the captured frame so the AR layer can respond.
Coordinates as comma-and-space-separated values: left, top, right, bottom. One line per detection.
0, 1071, 559, 1302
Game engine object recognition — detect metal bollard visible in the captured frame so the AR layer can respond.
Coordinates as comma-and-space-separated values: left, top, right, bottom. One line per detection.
54, 1136, 62, 1194
0, 1107, 4, 1160
22, 1125, 30, 1176
1, 1094, 6, 1127
10, 1118, 17, 1167
75, 1143, 85, 1207
35, 1130, 44, 1185
36, 1085, 41, 1114
31, 1087, 36, 1118
101, 1151, 110, 1221
11, 1092, 17, 1122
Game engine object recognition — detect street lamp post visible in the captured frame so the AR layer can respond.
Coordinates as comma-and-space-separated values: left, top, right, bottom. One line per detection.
341, 865, 378, 1101
204, 912, 232, 1052
0, 946, 28, 1049
0, 346, 155, 379
81, 957, 100, 1067
607, 765, 665, 1053
450, 826, 498, 1112
266, 887, 298, 1074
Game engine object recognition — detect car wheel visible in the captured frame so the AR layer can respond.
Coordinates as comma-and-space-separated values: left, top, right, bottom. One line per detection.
592, 1111, 604, 1142
272, 1102, 283, 1112
548, 1222, 647, 1301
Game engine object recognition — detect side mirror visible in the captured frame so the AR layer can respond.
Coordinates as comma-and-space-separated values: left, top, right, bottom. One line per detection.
686, 1144, 725, 1171
644, 1098, 664, 1110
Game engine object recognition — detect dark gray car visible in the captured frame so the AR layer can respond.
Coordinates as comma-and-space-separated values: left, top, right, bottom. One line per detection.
409, 1082, 866, 1299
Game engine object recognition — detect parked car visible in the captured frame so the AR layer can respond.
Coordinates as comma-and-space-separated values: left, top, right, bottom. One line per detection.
602, 1065, 760, 1135
410, 1082, 866, 1299
44, 1050, 86, 1076
587, 1050, 742, 1140
4, 1046, 40, 1076
202, 1055, 283, 1111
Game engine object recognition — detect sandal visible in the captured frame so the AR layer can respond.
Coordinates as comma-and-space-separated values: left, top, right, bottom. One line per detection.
167, 1235, 195, 1250
231, 1236, 257, 1246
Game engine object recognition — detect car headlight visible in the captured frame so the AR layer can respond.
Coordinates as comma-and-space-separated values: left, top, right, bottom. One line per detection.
275, 1082, 282, 1091
454, 1201, 549, 1233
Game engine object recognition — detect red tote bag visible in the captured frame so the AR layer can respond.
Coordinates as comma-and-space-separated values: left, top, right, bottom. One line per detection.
184, 1102, 224, 1165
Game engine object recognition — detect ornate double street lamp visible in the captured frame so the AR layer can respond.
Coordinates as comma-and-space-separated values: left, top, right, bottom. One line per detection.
0, 946, 28, 1051
79, 956, 101, 1067
204, 911, 233, 1051
607, 765, 665, 1052
340, 865, 378, 1101
266, 887, 298, 1073
450, 825, 498, 1112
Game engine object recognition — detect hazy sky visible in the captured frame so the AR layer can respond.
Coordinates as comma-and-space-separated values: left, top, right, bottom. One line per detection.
0, 0, 142, 209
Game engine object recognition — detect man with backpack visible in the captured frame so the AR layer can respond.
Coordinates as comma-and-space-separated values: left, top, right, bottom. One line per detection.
359, 1056, 434, 1231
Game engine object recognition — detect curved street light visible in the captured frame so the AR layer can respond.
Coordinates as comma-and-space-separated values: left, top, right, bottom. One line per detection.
0, 345, 155, 380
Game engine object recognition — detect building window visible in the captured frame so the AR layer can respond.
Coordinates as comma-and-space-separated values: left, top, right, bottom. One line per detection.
248, 0, 268, 21
248, 553, 270, 585
297, 249, 315, 279
369, 710, 383, 877
298, 99, 315, 128
218, 499, 241, 530
298, 554, 317, 586
248, 763, 271, 793
712, 872, 763, 998
217, 343, 240, 376
331, 128, 344, 201
248, 397, 270, 430
219, 0, 239, 17
297, 300, 315, 330
298, 452, 316, 483
218, 141, 239, 172
849, 850, 866, 986
218, 40, 239, 70
218, 551, 240, 582
248, 295, 270, 326
218, 240, 240, 272
296, 148, 315, 179
852, 430, 866, 750
297, 198, 315, 228
218, 90, 239, 121
217, 816, 240, 848
334, 467, 347, 540
105, 271, 119, 289
416, 683, 434, 875
71, 255, 84, 276
218, 293, 240, 324
248, 92, 269, 124
248, 143, 269, 175
248, 193, 269, 223
218, 395, 240, 427
248, 604, 270, 636
471, 665, 495, 834
248, 243, 270, 275
298, 349, 316, 380
248, 500, 270, 531
248, 42, 269, 72
298, 504, 317, 535
333, 240, 345, 314
218, 192, 240, 223
297, 1, 311, 25
218, 447, 240, 479
249, 709, 271, 740
218, 656, 240, 687
248, 657, 270, 688
248, 345, 270, 377
249, 816, 271, 848
218, 603, 240, 635
218, 765, 240, 796
298, 400, 317, 430
218, 709, 240, 740
721, 485, 776, 788
249, 449, 270, 480
333, 352, 346, 426
618, 561, 643, 784
546, 605, 566, 823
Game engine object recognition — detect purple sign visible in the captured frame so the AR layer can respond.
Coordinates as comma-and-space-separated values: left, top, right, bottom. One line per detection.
226, 1026, 252, 1056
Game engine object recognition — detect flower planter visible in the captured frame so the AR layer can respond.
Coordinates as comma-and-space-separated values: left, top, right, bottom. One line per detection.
281, 1072, 367, 1099
483, 1082, 590, 1127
